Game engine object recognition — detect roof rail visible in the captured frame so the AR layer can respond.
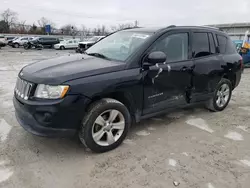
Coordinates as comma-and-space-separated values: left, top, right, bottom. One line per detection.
166, 25, 176, 28
201, 25, 220, 30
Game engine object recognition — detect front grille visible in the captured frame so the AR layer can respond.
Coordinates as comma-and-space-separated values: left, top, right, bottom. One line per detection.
14, 77, 33, 100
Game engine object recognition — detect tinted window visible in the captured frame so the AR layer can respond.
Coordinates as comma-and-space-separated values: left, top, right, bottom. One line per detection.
217, 35, 227, 54
68, 41, 73, 44
208, 33, 216, 54
21, 38, 28, 40
151, 33, 188, 62
192, 33, 210, 58
226, 38, 237, 54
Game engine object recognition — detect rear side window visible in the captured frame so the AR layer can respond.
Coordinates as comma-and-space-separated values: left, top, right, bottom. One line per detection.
192, 32, 210, 58
217, 35, 227, 54
208, 33, 216, 54
226, 38, 237, 54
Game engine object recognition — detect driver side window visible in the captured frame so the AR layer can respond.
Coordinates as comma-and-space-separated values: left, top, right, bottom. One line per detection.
150, 33, 188, 62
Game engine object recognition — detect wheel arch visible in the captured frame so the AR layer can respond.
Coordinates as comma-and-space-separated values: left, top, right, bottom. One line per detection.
89, 92, 138, 122
222, 73, 236, 89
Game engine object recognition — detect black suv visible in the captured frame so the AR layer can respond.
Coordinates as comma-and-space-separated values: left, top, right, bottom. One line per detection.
13, 26, 243, 152
32, 37, 60, 48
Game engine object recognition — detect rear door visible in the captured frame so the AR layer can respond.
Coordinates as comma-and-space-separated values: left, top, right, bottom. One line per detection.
67, 40, 74, 48
143, 30, 194, 114
38, 37, 45, 45
191, 31, 222, 102
73, 40, 79, 48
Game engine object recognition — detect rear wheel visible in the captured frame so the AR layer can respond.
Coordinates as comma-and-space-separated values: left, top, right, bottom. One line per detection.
60, 46, 65, 50
79, 98, 131, 153
205, 78, 232, 112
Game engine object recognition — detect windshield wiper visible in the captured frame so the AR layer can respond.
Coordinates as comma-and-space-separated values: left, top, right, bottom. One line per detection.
86, 52, 110, 60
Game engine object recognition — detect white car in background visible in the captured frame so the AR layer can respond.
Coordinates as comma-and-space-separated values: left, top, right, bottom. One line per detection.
12, 36, 34, 48
76, 36, 105, 53
54, 39, 80, 50
0, 35, 7, 47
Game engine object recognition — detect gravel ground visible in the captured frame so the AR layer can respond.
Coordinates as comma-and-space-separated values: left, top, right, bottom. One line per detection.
0, 47, 250, 188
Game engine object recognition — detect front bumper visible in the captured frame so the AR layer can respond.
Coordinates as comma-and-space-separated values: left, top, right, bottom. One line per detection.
13, 95, 90, 137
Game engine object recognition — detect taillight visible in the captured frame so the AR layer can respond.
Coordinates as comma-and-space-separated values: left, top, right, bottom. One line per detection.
240, 56, 244, 70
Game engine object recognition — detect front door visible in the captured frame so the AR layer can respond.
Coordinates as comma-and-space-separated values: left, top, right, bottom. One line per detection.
143, 31, 194, 115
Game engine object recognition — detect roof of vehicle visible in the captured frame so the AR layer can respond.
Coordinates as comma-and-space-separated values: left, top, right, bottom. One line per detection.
124, 25, 226, 35
37, 36, 59, 39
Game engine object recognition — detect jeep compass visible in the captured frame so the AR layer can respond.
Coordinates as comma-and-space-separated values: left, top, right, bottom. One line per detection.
13, 26, 243, 152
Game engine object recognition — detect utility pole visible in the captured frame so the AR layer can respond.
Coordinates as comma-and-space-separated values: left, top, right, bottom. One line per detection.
134, 20, 139, 28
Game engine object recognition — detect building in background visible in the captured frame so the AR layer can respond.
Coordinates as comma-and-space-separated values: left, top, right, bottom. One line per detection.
207, 23, 250, 40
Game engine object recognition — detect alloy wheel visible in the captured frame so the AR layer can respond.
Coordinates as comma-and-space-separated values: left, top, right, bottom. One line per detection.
91, 109, 125, 146
216, 83, 230, 107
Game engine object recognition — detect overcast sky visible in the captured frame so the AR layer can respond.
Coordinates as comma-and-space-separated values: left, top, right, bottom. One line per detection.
1, 0, 250, 29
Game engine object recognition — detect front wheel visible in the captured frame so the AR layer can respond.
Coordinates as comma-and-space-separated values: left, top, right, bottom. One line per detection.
205, 78, 232, 112
79, 98, 131, 153
60, 46, 65, 50
14, 43, 19, 48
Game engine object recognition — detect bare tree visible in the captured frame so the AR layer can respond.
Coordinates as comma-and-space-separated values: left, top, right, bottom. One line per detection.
19, 20, 26, 33
37, 17, 55, 34
60, 24, 78, 35
29, 23, 38, 34
81, 25, 92, 36
110, 22, 135, 32
37, 17, 49, 28
101, 25, 107, 35
1, 9, 18, 28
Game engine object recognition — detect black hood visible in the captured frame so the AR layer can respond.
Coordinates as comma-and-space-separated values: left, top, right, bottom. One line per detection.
20, 54, 125, 85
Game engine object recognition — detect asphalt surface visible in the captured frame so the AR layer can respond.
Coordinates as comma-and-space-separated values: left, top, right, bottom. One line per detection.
0, 47, 250, 188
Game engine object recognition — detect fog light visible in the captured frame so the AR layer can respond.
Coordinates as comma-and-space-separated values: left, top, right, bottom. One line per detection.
43, 113, 52, 122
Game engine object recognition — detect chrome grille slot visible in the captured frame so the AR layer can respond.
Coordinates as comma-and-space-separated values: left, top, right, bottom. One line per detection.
15, 77, 33, 100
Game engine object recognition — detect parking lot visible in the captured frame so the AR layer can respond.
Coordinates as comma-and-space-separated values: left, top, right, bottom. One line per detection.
0, 47, 250, 188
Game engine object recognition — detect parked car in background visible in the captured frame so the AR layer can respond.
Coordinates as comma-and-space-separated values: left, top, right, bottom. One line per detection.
54, 39, 80, 50
13, 26, 243, 153
0, 35, 7, 47
233, 39, 250, 66
32, 37, 60, 48
7, 36, 19, 46
12, 37, 34, 48
76, 36, 105, 53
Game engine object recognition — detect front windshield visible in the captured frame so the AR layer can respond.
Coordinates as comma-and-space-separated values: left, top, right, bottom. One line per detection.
86, 31, 151, 61
31, 37, 38, 41
60, 40, 68, 44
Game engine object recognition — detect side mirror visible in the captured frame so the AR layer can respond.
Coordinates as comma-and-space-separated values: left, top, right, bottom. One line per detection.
147, 51, 167, 65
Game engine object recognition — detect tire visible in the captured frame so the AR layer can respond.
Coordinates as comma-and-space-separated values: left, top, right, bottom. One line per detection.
205, 78, 232, 112
60, 46, 65, 50
14, 43, 19, 48
79, 98, 131, 153
24, 44, 29, 50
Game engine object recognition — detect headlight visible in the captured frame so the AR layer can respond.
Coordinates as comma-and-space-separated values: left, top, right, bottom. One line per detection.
34, 84, 69, 99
